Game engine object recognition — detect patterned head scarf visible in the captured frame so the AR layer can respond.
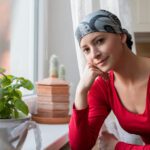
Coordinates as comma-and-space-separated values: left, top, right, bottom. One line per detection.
75, 10, 133, 49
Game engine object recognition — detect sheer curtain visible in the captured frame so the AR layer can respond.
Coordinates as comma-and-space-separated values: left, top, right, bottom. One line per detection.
70, 0, 92, 77
100, 0, 136, 54
70, 0, 142, 145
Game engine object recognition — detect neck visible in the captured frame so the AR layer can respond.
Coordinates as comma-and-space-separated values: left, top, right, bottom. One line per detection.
113, 47, 145, 84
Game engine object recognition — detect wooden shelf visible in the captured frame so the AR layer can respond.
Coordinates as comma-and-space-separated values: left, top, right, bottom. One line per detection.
32, 115, 70, 124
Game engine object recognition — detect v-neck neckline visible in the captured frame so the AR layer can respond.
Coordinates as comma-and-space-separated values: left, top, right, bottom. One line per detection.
110, 71, 150, 116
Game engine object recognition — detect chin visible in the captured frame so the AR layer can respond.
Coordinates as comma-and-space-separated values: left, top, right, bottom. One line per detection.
96, 60, 112, 73
98, 66, 111, 73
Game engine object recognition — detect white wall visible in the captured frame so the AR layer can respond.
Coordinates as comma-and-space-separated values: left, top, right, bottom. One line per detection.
45, 0, 80, 103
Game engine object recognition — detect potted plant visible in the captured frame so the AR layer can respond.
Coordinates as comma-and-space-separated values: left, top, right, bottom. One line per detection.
0, 67, 35, 150
0, 67, 34, 119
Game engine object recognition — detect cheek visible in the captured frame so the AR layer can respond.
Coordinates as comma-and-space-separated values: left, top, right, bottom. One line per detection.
101, 44, 114, 54
101, 40, 116, 53
84, 55, 92, 63
106, 41, 121, 54
111, 45, 123, 65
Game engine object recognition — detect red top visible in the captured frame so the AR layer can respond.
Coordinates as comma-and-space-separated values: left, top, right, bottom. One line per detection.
69, 71, 150, 150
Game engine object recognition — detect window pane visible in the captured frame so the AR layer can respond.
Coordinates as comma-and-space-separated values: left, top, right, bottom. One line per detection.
0, 0, 10, 74
0, 0, 38, 95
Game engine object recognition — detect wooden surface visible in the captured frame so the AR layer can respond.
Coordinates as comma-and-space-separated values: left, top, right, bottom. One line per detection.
32, 115, 70, 124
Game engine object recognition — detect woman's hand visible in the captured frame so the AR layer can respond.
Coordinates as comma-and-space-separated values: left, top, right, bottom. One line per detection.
77, 63, 108, 93
99, 131, 118, 150
75, 63, 108, 110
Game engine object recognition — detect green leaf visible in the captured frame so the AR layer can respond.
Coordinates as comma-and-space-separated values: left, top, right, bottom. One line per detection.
12, 78, 34, 91
0, 77, 11, 87
0, 100, 4, 111
6, 75, 16, 82
0, 106, 12, 119
0, 88, 3, 99
18, 111, 27, 118
0, 68, 33, 118
14, 99, 29, 115
18, 78, 34, 90
22, 80, 34, 90
3, 88, 11, 96
13, 90, 22, 99
14, 109, 19, 118
13, 83, 22, 89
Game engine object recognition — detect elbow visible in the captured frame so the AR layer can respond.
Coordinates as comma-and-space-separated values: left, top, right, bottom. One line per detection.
69, 136, 94, 150
69, 142, 92, 150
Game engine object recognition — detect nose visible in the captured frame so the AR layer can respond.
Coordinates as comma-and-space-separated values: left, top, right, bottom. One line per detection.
91, 46, 101, 59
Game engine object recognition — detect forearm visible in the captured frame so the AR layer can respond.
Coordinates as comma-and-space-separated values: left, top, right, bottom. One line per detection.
74, 83, 88, 110
74, 63, 101, 110
69, 73, 110, 149
69, 106, 91, 150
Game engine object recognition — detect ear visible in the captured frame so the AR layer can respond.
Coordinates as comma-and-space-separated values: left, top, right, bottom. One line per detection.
120, 33, 127, 44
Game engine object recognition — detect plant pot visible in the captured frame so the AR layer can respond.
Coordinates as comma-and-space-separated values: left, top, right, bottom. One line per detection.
0, 115, 31, 150
0, 114, 31, 128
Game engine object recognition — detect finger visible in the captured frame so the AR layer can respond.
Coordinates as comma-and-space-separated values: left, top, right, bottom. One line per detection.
90, 64, 109, 80
90, 68, 104, 76
87, 64, 109, 79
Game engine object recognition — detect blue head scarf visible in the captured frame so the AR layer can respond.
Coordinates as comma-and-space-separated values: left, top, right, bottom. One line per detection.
75, 10, 133, 49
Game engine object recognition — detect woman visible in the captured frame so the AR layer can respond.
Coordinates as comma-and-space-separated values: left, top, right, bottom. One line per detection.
69, 9, 150, 150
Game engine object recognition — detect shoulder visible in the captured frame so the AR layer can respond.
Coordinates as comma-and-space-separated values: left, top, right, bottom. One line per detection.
87, 73, 112, 108
140, 57, 150, 79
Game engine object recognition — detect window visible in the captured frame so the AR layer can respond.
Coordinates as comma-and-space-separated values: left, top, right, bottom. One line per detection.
0, 0, 10, 73
0, 0, 39, 95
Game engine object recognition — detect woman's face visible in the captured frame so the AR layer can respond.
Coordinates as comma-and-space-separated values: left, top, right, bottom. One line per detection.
80, 32, 125, 72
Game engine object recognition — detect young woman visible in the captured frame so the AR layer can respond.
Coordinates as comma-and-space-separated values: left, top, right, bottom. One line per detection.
69, 10, 150, 150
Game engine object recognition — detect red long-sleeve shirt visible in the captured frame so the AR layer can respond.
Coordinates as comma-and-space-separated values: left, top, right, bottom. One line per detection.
69, 71, 150, 150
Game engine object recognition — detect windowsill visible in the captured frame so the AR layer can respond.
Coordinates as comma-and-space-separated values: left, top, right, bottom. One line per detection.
22, 123, 69, 150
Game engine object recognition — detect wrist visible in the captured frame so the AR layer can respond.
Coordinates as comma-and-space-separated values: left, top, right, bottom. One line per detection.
75, 86, 88, 110
76, 81, 90, 94
114, 141, 119, 150
76, 87, 88, 96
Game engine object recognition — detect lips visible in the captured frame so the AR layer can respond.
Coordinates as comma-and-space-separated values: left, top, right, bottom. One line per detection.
96, 56, 109, 65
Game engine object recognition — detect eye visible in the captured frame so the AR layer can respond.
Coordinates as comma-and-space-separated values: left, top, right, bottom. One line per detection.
96, 38, 105, 45
82, 48, 90, 54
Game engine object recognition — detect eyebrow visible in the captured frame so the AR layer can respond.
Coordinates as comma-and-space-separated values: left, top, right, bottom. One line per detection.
81, 34, 105, 49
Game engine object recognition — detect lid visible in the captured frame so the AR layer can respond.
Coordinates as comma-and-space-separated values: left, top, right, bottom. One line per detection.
36, 77, 69, 86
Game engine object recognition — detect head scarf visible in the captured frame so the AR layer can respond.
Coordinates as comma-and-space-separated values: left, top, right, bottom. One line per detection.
75, 10, 133, 49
